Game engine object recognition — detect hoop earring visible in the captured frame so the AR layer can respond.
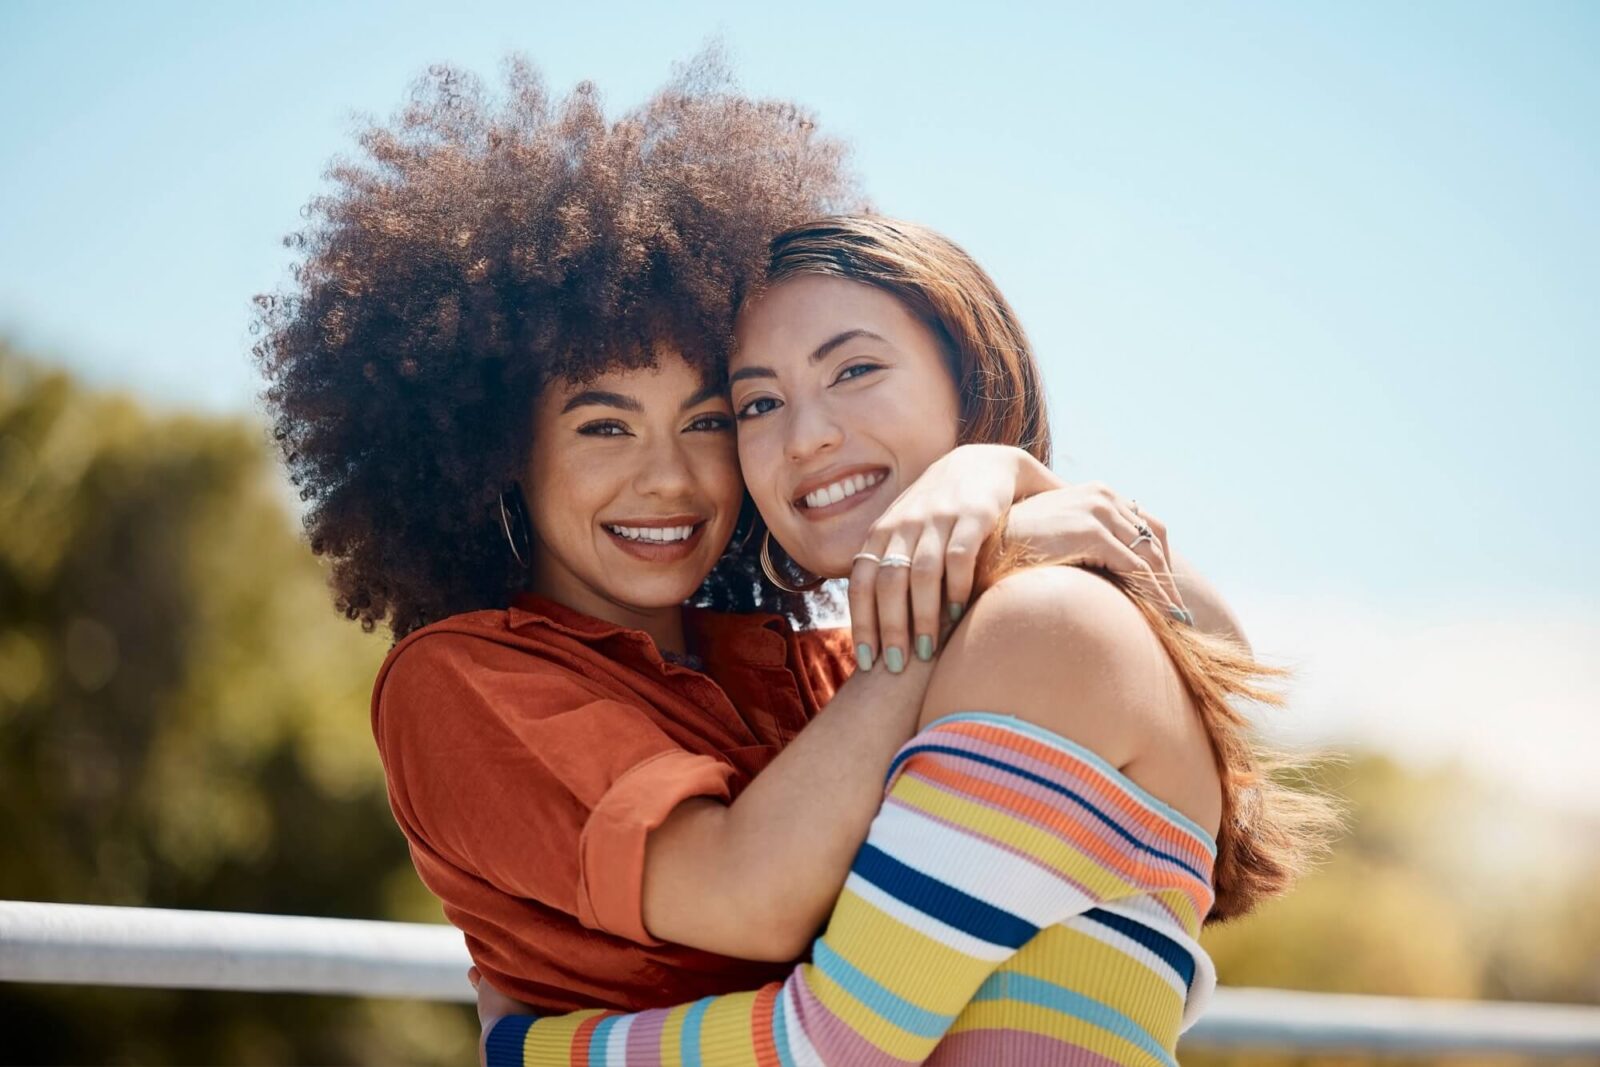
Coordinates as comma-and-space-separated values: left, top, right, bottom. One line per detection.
498, 484, 532, 570
760, 530, 824, 593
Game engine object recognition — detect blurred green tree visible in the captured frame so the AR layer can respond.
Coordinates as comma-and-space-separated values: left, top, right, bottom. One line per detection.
0, 342, 475, 1065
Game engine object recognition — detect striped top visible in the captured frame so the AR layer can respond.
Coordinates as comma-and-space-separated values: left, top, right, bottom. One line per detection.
485, 710, 1219, 1066
913, 712, 1219, 1067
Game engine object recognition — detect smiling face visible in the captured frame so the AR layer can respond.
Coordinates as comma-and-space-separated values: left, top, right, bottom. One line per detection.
731, 274, 962, 579
522, 350, 742, 622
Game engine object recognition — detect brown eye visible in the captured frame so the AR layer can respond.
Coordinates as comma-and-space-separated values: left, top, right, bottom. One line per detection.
578, 420, 630, 437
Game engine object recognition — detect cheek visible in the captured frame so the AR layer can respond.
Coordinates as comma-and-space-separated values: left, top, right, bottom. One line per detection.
735, 427, 784, 512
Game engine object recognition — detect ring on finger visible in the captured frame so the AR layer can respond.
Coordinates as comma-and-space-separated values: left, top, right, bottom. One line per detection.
853, 551, 883, 565
1127, 531, 1155, 550
879, 553, 913, 568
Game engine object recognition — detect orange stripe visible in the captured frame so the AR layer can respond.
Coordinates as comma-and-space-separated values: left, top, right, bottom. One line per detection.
930, 721, 1214, 859
903, 758, 1212, 916
573, 1012, 614, 1066
752, 984, 781, 1066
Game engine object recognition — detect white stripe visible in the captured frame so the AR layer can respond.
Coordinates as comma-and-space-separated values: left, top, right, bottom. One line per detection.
1094, 898, 1218, 1032
867, 799, 1102, 927
604, 1012, 633, 1059
841, 874, 1013, 962
780, 979, 826, 1067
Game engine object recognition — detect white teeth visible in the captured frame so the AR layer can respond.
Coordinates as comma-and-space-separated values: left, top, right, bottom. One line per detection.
606, 524, 695, 543
803, 471, 884, 509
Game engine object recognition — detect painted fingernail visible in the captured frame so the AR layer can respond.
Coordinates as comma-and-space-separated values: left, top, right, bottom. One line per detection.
915, 634, 934, 661
884, 646, 905, 674
856, 643, 875, 671
948, 602, 965, 623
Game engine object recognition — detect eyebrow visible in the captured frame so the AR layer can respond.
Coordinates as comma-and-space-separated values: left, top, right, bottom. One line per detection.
729, 328, 887, 385
561, 389, 641, 414
559, 381, 727, 415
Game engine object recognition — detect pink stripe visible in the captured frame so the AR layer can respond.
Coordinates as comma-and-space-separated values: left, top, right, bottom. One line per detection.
623, 1007, 669, 1066
927, 1029, 1127, 1066
916, 724, 1217, 862
786, 970, 924, 1067
892, 763, 1211, 913
903, 731, 1217, 872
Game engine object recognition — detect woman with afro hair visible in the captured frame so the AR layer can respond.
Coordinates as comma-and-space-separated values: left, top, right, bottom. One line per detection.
255, 52, 1287, 1065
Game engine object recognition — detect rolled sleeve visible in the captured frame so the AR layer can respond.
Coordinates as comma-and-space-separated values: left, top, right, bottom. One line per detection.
578, 747, 736, 944
374, 632, 737, 946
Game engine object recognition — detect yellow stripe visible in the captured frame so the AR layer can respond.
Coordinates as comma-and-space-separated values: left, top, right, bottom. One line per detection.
1005, 924, 1184, 1041
891, 772, 1137, 901
695, 990, 762, 1064
800, 958, 943, 1059
524, 1009, 610, 1064
822, 888, 1005, 1009
657, 1001, 690, 1067
1147, 884, 1206, 935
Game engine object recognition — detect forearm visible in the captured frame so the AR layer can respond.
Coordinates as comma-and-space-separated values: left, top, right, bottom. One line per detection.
1169, 548, 1250, 651
718, 656, 935, 956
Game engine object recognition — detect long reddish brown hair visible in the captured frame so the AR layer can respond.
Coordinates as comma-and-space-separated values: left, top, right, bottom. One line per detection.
757, 214, 1340, 922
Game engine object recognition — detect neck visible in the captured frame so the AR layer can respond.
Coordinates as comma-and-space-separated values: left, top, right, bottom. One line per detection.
529, 564, 688, 657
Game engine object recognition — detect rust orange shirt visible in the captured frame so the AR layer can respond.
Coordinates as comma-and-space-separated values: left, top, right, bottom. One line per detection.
370, 590, 855, 1012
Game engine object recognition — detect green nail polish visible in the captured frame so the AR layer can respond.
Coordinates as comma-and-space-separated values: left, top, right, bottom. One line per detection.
948, 602, 965, 623
915, 634, 934, 661
884, 646, 905, 674
855, 643, 875, 671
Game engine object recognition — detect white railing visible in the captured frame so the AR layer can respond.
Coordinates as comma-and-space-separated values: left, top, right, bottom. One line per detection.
4, 900, 1600, 1056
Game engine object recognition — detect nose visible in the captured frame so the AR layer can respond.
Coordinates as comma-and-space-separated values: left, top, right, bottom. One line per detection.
632, 437, 697, 499
783, 396, 844, 465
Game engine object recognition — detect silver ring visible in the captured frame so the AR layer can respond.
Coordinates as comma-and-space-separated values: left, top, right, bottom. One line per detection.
852, 551, 882, 565
1127, 532, 1155, 550
1133, 519, 1153, 539
879, 553, 913, 568
1130, 499, 1142, 517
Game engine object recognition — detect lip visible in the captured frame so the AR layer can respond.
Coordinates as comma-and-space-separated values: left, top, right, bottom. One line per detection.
601, 516, 709, 563
790, 464, 891, 522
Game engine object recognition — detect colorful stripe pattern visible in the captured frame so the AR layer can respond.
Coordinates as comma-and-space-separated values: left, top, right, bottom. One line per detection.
485, 711, 1217, 1066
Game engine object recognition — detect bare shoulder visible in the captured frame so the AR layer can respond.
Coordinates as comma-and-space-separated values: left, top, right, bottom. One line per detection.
923, 566, 1188, 773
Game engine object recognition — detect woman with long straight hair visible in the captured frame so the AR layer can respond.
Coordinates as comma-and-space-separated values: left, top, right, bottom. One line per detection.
469, 215, 1338, 1065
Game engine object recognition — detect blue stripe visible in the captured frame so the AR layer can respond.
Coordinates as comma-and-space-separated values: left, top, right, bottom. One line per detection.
681, 996, 714, 1067
771, 984, 796, 1067
972, 971, 1179, 1067
852, 842, 1038, 949
886, 741, 1210, 884
812, 938, 957, 1039
914, 711, 1217, 853
483, 1015, 535, 1067
587, 1014, 620, 1061
1085, 908, 1196, 988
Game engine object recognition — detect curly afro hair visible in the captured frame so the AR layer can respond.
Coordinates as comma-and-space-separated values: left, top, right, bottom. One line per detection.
252, 49, 863, 640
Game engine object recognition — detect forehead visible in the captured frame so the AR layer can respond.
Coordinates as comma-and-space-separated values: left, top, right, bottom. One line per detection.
733, 275, 921, 366
547, 345, 717, 397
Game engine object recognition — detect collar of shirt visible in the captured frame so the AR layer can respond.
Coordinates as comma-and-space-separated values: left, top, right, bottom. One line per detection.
505, 590, 811, 750
507, 590, 793, 672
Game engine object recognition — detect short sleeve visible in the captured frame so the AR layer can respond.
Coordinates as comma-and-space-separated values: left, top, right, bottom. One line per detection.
793, 625, 857, 709
374, 633, 737, 945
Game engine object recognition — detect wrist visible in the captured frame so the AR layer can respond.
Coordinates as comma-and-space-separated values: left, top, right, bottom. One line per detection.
1009, 448, 1062, 500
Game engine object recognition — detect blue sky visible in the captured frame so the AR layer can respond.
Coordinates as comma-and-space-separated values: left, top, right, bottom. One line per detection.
3, 2, 1596, 806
